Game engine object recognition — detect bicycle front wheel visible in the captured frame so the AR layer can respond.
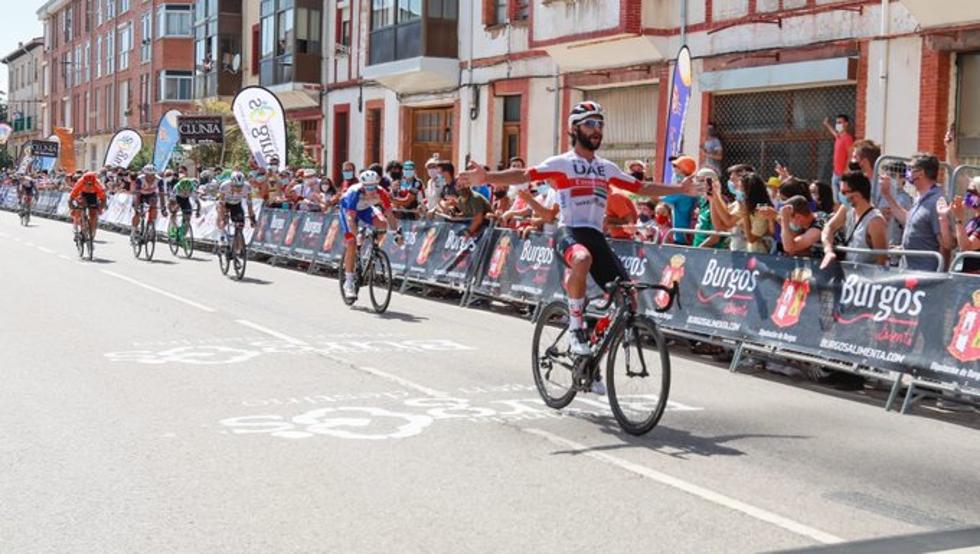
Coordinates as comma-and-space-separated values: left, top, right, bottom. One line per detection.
531, 301, 579, 409
368, 249, 393, 313
75, 230, 85, 258
231, 230, 247, 280
181, 223, 194, 258
606, 316, 671, 436
167, 220, 180, 256
131, 223, 143, 258
143, 225, 156, 261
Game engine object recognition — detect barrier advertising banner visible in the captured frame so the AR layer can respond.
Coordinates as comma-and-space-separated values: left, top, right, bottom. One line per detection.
104, 129, 143, 169
153, 110, 182, 170
232, 86, 287, 169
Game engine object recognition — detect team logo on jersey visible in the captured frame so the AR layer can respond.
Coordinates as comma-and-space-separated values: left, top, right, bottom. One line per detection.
770, 268, 813, 328
947, 290, 980, 362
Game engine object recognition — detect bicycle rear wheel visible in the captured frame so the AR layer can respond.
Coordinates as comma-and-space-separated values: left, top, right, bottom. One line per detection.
231, 229, 247, 280
131, 220, 143, 258
143, 224, 156, 261
181, 223, 194, 258
606, 316, 671, 436
75, 229, 85, 258
368, 249, 393, 313
531, 301, 579, 409
167, 219, 180, 256
86, 232, 94, 261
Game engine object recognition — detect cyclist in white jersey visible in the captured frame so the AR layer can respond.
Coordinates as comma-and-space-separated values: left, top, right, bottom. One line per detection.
216, 171, 257, 243
461, 101, 698, 390
130, 164, 167, 235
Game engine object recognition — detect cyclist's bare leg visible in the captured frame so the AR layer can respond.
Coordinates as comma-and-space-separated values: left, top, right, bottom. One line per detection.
563, 245, 592, 331
131, 201, 141, 228
148, 204, 158, 227
343, 235, 357, 273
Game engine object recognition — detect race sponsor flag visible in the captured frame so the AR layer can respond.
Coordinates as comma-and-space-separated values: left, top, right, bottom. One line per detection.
153, 109, 182, 170
54, 127, 76, 173
232, 86, 287, 169
104, 128, 143, 169
661, 45, 693, 183
38, 134, 59, 172
0, 123, 12, 145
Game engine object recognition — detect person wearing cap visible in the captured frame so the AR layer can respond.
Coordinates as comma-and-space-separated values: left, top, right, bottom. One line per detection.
626, 160, 646, 181
391, 160, 424, 218
879, 153, 954, 271
423, 156, 447, 217
661, 155, 699, 244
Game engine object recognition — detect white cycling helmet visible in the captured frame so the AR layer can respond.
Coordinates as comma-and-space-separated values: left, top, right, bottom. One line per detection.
230, 171, 245, 185
359, 170, 381, 186
568, 101, 604, 128
141, 164, 158, 175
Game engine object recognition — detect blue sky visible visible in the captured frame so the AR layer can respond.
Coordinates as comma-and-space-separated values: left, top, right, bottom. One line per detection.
0, 2, 45, 97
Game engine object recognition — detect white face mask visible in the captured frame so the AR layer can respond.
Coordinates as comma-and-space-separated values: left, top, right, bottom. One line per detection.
428, 168, 441, 179
835, 123, 844, 133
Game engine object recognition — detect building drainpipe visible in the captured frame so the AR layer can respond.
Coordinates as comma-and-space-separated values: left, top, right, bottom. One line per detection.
552, 67, 560, 156
680, 0, 688, 46
879, 0, 890, 147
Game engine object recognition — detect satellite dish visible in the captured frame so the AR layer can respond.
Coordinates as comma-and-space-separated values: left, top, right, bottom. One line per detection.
231, 54, 242, 74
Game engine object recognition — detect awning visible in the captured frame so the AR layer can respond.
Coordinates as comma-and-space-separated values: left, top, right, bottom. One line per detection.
900, 0, 980, 28
273, 90, 319, 112
700, 57, 857, 94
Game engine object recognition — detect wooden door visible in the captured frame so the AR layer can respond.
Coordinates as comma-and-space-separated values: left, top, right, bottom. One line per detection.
409, 107, 454, 169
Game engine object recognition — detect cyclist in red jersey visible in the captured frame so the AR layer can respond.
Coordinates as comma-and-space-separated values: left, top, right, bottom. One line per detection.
461, 102, 699, 392
69, 172, 107, 241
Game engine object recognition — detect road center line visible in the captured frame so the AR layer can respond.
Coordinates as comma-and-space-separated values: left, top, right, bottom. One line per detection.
101, 270, 217, 313
37, 246, 55, 254
235, 320, 306, 345
522, 427, 844, 545
357, 366, 447, 397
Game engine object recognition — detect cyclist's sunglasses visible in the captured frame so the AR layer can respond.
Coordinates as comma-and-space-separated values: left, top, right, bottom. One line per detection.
579, 119, 604, 130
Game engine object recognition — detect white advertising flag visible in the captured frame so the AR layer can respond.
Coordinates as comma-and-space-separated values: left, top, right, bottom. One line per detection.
232, 86, 287, 170
104, 128, 144, 169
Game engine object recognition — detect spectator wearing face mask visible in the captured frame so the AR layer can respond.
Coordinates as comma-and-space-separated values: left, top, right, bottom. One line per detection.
433, 161, 459, 216
638, 201, 673, 244
626, 160, 646, 182
810, 180, 836, 218
370, 163, 391, 190
710, 169, 773, 253
340, 161, 358, 192
938, 176, 980, 274
514, 181, 560, 238
392, 161, 424, 218
454, 183, 492, 238
692, 168, 727, 249
823, 114, 854, 203
779, 196, 825, 258
662, 155, 699, 244
820, 171, 888, 268
605, 184, 639, 240
424, 156, 445, 216
879, 153, 954, 271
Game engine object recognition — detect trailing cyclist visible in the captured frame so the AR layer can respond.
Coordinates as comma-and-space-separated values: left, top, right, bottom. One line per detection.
216, 171, 257, 243
339, 170, 403, 300
167, 176, 201, 232
69, 172, 106, 241
130, 164, 167, 241
460, 101, 698, 393
16, 173, 37, 216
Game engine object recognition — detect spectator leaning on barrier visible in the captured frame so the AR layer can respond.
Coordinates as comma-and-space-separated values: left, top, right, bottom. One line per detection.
938, 176, 980, 274
692, 168, 727, 248
424, 156, 445, 216
709, 164, 753, 251
823, 114, 854, 202
514, 181, 560, 238
879, 153, 954, 271
454, 181, 492, 238
662, 155, 699, 244
779, 195, 824, 258
821, 171, 888, 268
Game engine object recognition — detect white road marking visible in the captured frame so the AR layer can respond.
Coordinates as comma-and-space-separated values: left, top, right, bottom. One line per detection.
235, 320, 306, 345
58, 254, 71, 260
37, 246, 55, 254
234, 320, 448, 396
26, 241, 35, 247
523, 427, 844, 545
101, 270, 216, 313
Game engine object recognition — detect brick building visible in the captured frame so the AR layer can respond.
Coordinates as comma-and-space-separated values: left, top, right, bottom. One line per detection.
37, 0, 196, 170
1, 38, 45, 157
318, 0, 980, 189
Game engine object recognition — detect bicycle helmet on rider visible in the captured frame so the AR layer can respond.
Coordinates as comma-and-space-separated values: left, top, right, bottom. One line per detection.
567, 101, 604, 128
81, 171, 99, 184
230, 171, 245, 186
359, 170, 381, 191
141, 164, 158, 177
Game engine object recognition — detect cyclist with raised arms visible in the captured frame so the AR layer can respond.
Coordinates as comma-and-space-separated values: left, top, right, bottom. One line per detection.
216, 171, 257, 243
130, 164, 167, 239
339, 169, 403, 299
461, 101, 698, 392
16, 173, 37, 215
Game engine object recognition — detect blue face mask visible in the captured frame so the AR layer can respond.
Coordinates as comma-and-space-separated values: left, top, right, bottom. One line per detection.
734, 190, 746, 202
342, 171, 354, 180
840, 194, 852, 208
789, 222, 802, 233
364, 184, 378, 193
404, 170, 415, 179
538, 184, 551, 195
727, 180, 738, 195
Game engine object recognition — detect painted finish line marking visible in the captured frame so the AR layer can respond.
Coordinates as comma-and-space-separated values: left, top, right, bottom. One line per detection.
524, 428, 844, 545
218, 395, 702, 441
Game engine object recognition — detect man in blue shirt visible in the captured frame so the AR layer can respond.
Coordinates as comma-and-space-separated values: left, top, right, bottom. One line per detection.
663, 155, 699, 245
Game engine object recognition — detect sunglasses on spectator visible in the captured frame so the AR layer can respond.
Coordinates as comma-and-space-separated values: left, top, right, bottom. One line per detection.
579, 120, 604, 130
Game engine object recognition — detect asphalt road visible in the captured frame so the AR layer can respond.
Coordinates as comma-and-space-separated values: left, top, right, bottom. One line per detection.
2, 212, 978, 553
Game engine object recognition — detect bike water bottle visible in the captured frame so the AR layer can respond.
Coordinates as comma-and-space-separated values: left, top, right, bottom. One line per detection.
592, 315, 611, 344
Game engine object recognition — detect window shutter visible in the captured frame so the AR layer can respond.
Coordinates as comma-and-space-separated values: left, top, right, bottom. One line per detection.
251, 24, 260, 75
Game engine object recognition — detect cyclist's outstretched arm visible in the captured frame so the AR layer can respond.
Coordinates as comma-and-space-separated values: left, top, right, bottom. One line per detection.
459, 163, 528, 187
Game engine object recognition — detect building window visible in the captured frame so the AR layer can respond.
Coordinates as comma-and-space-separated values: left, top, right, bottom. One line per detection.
119, 0, 130, 14
515, 0, 529, 20
157, 5, 192, 37
260, 0, 321, 85
84, 41, 91, 82
119, 79, 129, 126
106, 31, 115, 74
118, 23, 132, 71
160, 70, 193, 101
295, 8, 321, 55
493, 0, 507, 24
95, 36, 102, 78
74, 47, 82, 86
64, 7, 74, 42
96, 0, 103, 26
106, 0, 115, 20
502, 95, 521, 164
141, 13, 152, 62
428, 0, 458, 19
338, 6, 351, 47
372, 0, 421, 30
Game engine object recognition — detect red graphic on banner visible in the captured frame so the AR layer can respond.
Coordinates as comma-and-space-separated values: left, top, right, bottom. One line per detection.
947, 290, 980, 362
655, 254, 686, 309
416, 227, 439, 265
322, 218, 340, 252
770, 268, 812, 328
488, 235, 512, 280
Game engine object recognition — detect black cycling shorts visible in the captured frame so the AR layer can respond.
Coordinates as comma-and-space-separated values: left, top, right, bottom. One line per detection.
554, 226, 629, 290
224, 202, 245, 223
80, 192, 100, 209
174, 196, 193, 214
137, 192, 157, 206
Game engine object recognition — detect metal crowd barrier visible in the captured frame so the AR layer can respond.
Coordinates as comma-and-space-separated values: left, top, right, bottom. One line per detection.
950, 251, 980, 274
950, 164, 980, 198
835, 246, 946, 272
872, 155, 955, 203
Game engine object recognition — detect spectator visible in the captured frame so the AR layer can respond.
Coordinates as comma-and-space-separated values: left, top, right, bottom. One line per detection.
700, 123, 723, 174
810, 180, 836, 217
662, 155, 699, 244
605, 185, 639, 239
778, 178, 814, 206
650, 202, 674, 244
766, 177, 782, 205
779, 196, 824, 258
692, 168, 727, 249
455, 183, 492, 237
496, 182, 536, 228
626, 160, 647, 181
424, 156, 449, 216
509, 156, 526, 170
820, 171, 888, 268
339, 161, 358, 192
850, 139, 906, 246
710, 170, 774, 253
514, 182, 560, 237
939, 176, 980, 274
823, 114, 854, 202
385, 161, 403, 190
391, 161, 424, 218
490, 185, 512, 219
879, 153, 954, 271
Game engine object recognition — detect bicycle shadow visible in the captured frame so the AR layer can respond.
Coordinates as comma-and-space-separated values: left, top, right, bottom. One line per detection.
543, 410, 808, 459
82, 257, 115, 264
349, 305, 429, 323
235, 276, 273, 285
148, 259, 178, 265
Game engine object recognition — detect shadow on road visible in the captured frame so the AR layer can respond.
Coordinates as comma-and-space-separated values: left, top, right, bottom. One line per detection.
349, 306, 429, 323
234, 276, 273, 285
82, 257, 115, 264
148, 259, 178, 265
769, 525, 980, 554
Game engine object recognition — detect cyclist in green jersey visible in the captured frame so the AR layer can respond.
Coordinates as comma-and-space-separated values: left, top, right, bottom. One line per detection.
167, 177, 201, 233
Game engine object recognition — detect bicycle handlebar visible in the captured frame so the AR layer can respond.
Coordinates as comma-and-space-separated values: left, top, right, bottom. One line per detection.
593, 278, 681, 313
